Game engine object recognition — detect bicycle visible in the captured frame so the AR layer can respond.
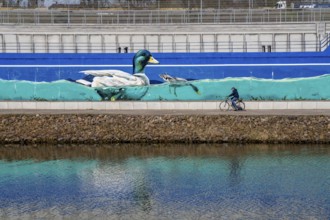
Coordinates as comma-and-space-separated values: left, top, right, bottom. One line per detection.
219, 98, 245, 111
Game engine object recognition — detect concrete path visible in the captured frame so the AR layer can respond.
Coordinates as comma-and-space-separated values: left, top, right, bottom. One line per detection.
0, 101, 329, 115
0, 109, 329, 116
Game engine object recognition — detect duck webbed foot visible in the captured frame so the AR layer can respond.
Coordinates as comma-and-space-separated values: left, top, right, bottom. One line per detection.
95, 87, 126, 101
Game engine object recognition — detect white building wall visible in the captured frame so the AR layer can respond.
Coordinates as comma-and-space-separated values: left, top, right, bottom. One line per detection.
90, 35, 103, 53
33, 35, 47, 53
17, 35, 33, 53
217, 35, 230, 52
145, 35, 159, 52
131, 35, 145, 52
274, 34, 288, 52
47, 35, 61, 53
76, 34, 89, 53
61, 34, 75, 53
188, 35, 201, 52
4, 34, 18, 53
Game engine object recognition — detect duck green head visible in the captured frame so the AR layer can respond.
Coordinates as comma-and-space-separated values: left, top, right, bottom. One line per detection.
133, 50, 159, 74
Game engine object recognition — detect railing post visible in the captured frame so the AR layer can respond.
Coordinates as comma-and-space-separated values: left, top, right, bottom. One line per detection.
51, 10, 54, 24
67, 9, 70, 25
200, 0, 203, 23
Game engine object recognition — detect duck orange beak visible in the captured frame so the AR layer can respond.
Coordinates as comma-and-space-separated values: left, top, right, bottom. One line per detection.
148, 56, 159, 64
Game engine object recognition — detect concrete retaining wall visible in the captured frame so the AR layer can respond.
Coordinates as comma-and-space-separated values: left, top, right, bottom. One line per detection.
0, 23, 321, 53
1, 32, 317, 53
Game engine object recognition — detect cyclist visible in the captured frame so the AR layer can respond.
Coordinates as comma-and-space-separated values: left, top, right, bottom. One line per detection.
227, 87, 240, 111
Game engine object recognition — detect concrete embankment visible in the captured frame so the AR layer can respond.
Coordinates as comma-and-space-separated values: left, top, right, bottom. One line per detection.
0, 113, 329, 144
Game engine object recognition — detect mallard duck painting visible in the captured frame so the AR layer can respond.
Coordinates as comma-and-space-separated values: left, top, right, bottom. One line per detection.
76, 49, 159, 87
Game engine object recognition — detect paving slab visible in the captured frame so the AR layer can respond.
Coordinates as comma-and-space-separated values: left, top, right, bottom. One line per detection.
0, 109, 329, 116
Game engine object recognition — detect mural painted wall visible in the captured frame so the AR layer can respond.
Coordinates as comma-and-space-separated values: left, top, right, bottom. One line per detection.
0, 49, 329, 101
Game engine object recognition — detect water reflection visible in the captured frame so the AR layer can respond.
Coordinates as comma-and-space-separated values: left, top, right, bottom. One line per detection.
228, 156, 244, 187
0, 144, 329, 219
2, 143, 329, 161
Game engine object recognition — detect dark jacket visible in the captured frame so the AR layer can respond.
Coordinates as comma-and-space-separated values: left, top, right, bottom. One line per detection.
229, 88, 239, 99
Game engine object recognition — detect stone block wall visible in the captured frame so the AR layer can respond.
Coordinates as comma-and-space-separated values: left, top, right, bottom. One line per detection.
0, 114, 329, 144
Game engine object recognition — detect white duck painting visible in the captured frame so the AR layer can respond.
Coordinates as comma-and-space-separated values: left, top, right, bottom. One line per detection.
75, 49, 159, 88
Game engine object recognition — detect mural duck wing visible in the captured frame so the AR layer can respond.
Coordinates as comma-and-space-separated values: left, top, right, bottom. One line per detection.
80, 70, 136, 80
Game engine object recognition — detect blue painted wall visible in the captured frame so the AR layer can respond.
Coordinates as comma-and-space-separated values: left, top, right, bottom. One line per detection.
0, 50, 330, 101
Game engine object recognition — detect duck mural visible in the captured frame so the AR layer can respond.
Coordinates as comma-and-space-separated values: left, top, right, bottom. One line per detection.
76, 50, 159, 87
0, 49, 204, 101
72, 49, 203, 101
70, 49, 203, 100
0, 49, 330, 101
159, 73, 201, 97
73, 49, 162, 100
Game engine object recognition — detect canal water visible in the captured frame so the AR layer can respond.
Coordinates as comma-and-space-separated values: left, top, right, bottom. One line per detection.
0, 144, 329, 219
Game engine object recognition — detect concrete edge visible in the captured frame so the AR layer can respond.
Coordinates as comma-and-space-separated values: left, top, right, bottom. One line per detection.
1, 101, 330, 110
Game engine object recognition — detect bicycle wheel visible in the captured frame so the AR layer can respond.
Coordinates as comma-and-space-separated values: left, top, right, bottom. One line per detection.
237, 101, 245, 110
219, 101, 230, 111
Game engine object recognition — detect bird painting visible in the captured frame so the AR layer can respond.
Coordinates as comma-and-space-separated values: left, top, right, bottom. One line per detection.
76, 49, 159, 88
159, 73, 201, 97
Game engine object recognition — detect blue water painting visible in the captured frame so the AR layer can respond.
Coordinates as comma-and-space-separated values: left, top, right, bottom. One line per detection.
0, 74, 329, 101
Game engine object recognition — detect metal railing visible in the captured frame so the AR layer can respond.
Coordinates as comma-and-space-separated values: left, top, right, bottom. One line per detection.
1, 8, 330, 25
0, 39, 321, 53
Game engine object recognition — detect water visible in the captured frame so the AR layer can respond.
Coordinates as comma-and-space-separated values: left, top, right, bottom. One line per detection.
0, 144, 329, 219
